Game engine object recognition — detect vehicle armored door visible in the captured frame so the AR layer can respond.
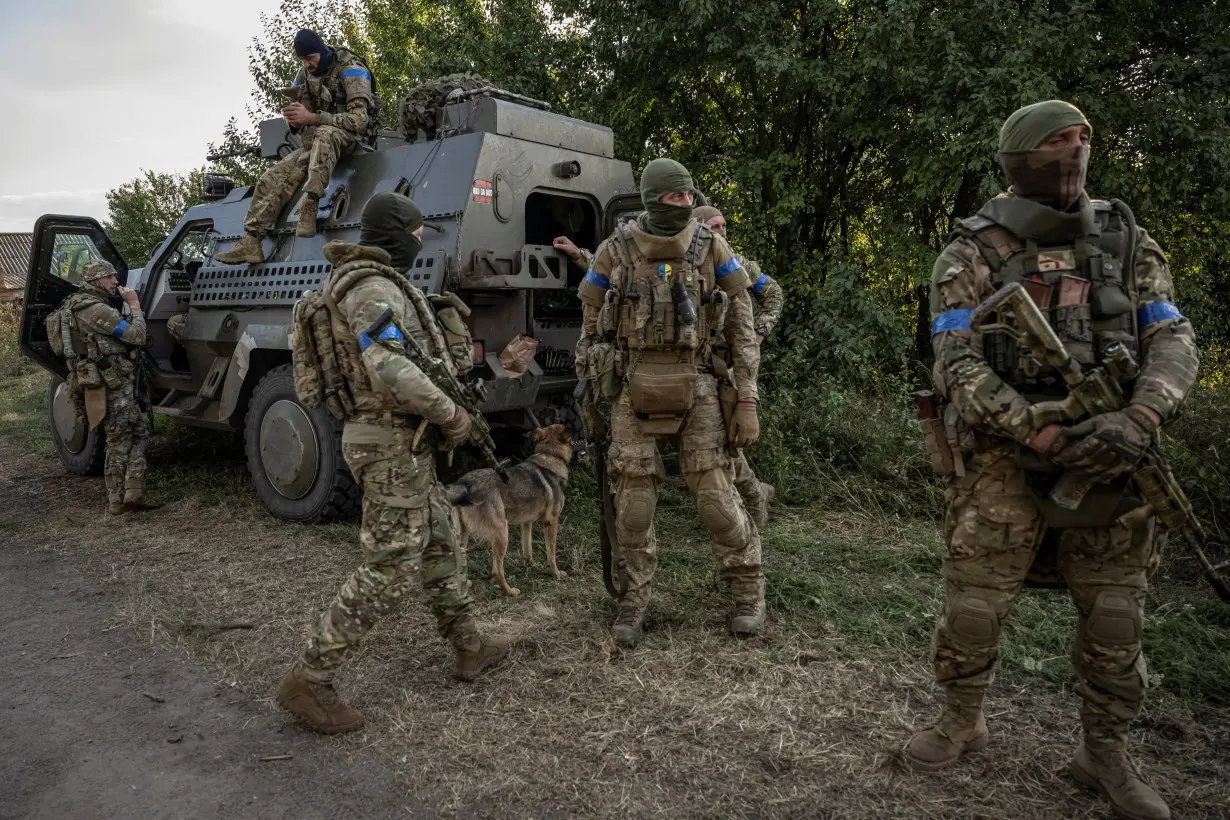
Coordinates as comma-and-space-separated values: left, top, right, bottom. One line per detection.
18, 215, 128, 378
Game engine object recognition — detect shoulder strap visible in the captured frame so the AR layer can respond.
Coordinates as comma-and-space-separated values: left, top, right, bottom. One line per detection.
612, 222, 639, 295
949, 217, 1022, 275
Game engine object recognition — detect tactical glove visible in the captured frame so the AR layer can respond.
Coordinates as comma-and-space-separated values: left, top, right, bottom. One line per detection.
438, 406, 472, 452
729, 399, 760, 449
1054, 406, 1157, 481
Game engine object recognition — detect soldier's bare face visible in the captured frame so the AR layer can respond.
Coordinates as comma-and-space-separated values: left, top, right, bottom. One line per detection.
659, 190, 694, 207
300, 53, 321, 72
704, 215, 727, 237
1043, 124, 1091, 150
97, 273, 119, 295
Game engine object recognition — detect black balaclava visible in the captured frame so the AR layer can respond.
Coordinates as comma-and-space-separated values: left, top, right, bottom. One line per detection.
359, 192, 425, 273
293, 28, 334, 77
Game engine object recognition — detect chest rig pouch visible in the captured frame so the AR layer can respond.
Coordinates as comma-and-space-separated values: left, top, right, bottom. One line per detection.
609, 223, 713, 435
957, 199, 1139, 399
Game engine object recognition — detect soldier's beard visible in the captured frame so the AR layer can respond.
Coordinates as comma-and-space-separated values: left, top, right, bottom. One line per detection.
999, 145, 1089, 211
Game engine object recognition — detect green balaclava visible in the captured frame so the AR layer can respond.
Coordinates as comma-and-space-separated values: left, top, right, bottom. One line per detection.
997, 100, 1092, 211
640, 158, 696, 237
359, 192, 425, 272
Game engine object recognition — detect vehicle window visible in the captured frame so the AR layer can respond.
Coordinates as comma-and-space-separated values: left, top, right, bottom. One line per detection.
51, 233, 105, 285
152, 224, 213, 291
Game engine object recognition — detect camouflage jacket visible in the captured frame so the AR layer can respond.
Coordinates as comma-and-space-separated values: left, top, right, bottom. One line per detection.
291, 48, 377, 146
577, 217, 760, 400
930, 199, 1198, 448
66, 282, 146, 377
743, 258, 784, 338
322, 241, 455, 425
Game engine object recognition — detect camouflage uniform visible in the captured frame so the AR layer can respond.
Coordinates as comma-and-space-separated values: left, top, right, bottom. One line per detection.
237, 49, 376, 243
299, 241, 479, 681
732, 257, 783, 523
578, 215, 764, 634
63, 264, 149, 509
922, 196, 1198, 767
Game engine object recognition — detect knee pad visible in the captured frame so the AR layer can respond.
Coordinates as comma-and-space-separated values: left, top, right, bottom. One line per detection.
615, 476, 657, 544
946, 591, 1001, 648
694, 470, 742, 542
1086, 589, 1142, 647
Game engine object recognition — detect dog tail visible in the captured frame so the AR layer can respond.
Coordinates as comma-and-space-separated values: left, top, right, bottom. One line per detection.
443, 482, 477, 508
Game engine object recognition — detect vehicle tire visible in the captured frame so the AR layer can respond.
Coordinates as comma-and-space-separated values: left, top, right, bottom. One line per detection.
47, 374, 105, 475
243, 364, 361, 522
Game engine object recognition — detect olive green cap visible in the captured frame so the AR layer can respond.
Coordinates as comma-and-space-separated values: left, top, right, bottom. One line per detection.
998, 100, 1092, 152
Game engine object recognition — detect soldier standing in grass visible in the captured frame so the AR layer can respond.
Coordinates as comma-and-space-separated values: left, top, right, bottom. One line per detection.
276, 193, 508, 734
692, 204, 782, 529
574, 158, 764, 647
909, 100, 1198, 820
216, 28, 377, 264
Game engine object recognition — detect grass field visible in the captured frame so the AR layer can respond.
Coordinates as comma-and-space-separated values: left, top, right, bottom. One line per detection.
2, 304, 1227, 818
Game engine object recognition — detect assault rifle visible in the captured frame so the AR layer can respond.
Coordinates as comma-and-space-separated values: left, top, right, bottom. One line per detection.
365, 307, 506, 481
574, 377, 624, 598
970, 282, 1230, 602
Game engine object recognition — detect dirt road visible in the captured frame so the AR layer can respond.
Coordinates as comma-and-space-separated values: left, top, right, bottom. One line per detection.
0, 528, 427, 819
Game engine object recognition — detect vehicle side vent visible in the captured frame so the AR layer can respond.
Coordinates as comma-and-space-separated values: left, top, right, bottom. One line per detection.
191, 262, 333, 307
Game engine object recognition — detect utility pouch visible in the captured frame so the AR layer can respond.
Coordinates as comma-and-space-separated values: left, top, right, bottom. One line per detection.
1091, 259, 1133, 319
914, 390, 956, 475
718, 380, 739, 432
434, 305, 475, 376
589, 343, 620, 401
627, 360, 697, 418
97, 356, 124, 390
599, 289, 621, 337
77, 360, 102, 389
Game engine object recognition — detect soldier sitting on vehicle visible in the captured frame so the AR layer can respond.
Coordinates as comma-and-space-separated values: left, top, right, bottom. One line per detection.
216, 29, 378, 265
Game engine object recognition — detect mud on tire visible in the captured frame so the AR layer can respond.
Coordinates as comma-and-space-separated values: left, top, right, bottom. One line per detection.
244, 364, 361, 522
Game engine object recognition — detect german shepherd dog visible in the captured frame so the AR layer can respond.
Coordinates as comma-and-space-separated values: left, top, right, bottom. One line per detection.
444, 424, 574, 596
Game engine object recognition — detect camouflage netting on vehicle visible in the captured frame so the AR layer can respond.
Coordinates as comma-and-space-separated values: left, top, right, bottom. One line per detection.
399, 72, 497, 142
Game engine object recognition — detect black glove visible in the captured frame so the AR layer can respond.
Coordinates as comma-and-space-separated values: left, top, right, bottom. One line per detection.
1053, 406, 1157, 481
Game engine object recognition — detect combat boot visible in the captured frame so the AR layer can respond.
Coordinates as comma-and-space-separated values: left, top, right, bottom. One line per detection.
903, 705, 989, 772
215, 233, 265, 265
122, 486, 163, 512
107, 501, 128, 516
729, 577, 766, 637
452, 635, 510, 682
276, 663, 364, 734
610, 606, 644, 647
1070, 743, 1170, 820
296, 195, 319, 237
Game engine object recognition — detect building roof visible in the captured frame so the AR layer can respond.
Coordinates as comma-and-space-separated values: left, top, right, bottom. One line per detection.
0, 232, 33, 292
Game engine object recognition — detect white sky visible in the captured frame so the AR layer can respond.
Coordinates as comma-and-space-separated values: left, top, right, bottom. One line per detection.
0, 0, 284, 232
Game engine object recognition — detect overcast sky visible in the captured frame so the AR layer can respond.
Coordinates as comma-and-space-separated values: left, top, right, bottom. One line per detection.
0, 0, 284, 232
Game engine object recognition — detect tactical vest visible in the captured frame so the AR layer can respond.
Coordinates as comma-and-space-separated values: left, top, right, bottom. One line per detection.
952, 199, 1138, 399
294, 252, 463, 421
297, 48, 379, 147
53, 290, 139, 394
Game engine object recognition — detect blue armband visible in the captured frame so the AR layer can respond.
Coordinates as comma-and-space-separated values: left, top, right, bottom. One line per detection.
357, 323, 404, 352
715, 257, 743, 279
1137, 301, 1183, 328
752, 272, 768, 294
583, 268, 610, 290
931, 309, 972, 336
112, 320, 129, 339
340, 67, 372, 82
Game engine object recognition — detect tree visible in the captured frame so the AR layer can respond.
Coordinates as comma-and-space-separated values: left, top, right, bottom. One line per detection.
104, 170, 205, 266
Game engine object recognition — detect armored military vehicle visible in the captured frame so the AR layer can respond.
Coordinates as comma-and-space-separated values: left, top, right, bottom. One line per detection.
18, 87, 641, 522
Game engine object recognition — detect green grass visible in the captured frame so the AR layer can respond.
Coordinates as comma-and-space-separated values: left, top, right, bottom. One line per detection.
3, 307, 1227, 715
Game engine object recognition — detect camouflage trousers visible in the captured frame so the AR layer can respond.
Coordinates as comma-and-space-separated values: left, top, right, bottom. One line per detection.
933, 443, 1157, 753
102, 378, 148, 506
732, 450, 764, 513
608, 374, 763, 613
301, 423, 477, 682
243, 125, 357, 238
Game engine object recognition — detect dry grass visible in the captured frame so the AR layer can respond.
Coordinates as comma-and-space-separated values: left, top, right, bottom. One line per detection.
2, 433, 1227, 819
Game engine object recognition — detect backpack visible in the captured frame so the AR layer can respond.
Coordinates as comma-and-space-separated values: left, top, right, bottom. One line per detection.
399, 72, 496, 141
44, 294, 94, 359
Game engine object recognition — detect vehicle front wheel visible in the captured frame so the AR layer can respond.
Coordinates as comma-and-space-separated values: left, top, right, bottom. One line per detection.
243, 364, 361, 522
47, 374, 105, 475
